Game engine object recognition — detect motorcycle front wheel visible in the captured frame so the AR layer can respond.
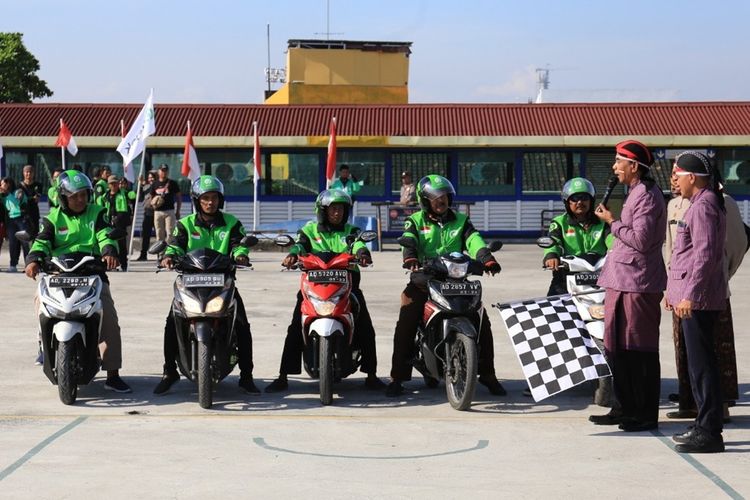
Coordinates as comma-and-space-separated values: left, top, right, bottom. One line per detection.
197, 341, 213, 409
56, 340, 78, 405
319, 336, 334, 406
445, 334, 477, 411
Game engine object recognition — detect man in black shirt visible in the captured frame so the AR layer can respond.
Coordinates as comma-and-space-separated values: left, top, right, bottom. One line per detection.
151, 164, 182, 242
19, 165, 43, 237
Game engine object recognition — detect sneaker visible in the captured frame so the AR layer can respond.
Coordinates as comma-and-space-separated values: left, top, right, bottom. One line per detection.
478, 375, 507, 396
264, 377, 289, 393
153, 370, 180, 395
104, 375, 132, 393
239, 376, 260, 394
385, 380, 404, 397
34, 348, 44, 366
7, 266, 18, 273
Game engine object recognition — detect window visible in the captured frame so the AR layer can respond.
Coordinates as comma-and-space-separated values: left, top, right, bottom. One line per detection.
391, 152, 449, 196
585, 151, 625, 200
522, 152, 581, 194
198, 149, 254, 196
336, 151, 386, 197
265, 153, 320, 196
457, 151, 514, 196
721, 149, 750, 196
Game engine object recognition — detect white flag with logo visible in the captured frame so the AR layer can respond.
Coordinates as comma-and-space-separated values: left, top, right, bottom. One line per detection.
117, 90, 156, 171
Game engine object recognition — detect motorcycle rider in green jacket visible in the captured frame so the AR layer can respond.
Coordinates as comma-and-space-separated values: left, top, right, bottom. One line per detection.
24, 170, 132, 393
153, 175, 259, 395
386, 175, 506, 397
265, 189, 386, 392
543, 177, 613, 296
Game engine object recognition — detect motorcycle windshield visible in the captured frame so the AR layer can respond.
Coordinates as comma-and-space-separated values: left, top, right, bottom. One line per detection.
299, 252, 353, 270
50, 252, 106, 275
178, 248, 233, 273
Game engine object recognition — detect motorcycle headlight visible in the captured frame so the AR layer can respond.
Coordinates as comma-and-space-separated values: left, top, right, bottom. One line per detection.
44, 303, 67, 319
181, 295, 203, 314
588, 305, 605, 320
445, 261, 469, 279
78, 303, 94, 316
309, 297, 337, 316
205, 295, 225, 314
428, 286, 451, 310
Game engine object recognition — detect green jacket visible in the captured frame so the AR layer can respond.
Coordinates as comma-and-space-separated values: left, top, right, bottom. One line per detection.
102, 189, 136, 226
330, 178, 363, 199
400, 209, 489, 262
2, 191, 26, 220
94, 179, 108, 206
289, 220, 367, 258
28, 204, 117, 262
543, 213, 613, 262
165, 212, 249, 260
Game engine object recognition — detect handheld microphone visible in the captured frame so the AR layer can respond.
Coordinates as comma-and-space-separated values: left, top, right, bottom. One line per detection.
600, 175, 619, 209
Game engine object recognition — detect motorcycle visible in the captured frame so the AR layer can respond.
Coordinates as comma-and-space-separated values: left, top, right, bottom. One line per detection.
276, 231, 377, 405
149, 236, 258, 409
16, 229, 125, 405
399, 237, 503, 411
537, 236, 611, 405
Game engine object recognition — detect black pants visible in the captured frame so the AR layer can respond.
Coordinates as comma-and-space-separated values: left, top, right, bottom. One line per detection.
163, 291, 253, 377
139, 212, 154, 258
682, 310, 723, 437
277, 275, 378, 375
390, 280, 496, 381
611, 349, 660, 424
547, 270, 568, 297
6, 217, 29, 267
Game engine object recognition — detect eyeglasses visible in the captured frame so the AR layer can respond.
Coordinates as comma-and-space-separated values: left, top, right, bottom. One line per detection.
568, 194, 590, 203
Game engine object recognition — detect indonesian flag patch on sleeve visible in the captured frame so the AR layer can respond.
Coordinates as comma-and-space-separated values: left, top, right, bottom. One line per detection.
57, 227, 69, 236
190, 231, 201, 239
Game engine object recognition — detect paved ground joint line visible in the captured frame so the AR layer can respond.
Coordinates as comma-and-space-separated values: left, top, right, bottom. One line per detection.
0, 416, 88, 482
652, 430, 744, 500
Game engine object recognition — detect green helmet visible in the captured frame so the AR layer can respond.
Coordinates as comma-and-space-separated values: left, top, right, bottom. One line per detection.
315, 189, 352, 224
191, 175, 225, 210
57, 170, 93, 210
416, 174, 455, 212
561, 177, 596, 203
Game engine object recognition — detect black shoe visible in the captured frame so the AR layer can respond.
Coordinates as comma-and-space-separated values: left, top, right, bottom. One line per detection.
668, 393, 680, 403
618, 419, 658, 432
589, 411, 624, 425
105, 375, 133, 393
239, 376, 260, 394
675, 430, 724, 453
673, 427, 699, 444
422, 374, 439, 388
522, 387, 532, 398
385, 381, 404, 397
666, 409, 698, 419
135, 255, 147, 261
264, 377, 288, 393
153, 370, 179, 395
478, 375, 507, 396
364, 374, 387, 390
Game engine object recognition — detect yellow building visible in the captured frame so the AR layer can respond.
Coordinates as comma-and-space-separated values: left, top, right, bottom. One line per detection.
265, 39, 412, 105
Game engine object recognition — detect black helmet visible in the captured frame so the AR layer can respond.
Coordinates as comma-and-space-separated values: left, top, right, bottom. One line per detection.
57, 170, 93, 210
416, 174, 455, 212
315, 189, 352, 225
191, 175, 225, 212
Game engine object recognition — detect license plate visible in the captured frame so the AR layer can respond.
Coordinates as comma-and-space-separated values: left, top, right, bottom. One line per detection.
183, 274, 225, 288
575, 272, 600, 285
439, 281, 481, 296
306, 269, 348, 284
49, 276, 91, 288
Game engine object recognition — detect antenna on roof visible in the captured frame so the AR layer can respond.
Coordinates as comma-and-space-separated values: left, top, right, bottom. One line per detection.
314, 0, 343, 40
535, 65, 550, 104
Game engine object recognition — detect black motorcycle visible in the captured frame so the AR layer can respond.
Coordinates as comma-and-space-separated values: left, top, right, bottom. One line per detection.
399, 237, 502, 411
150, 237, 257, 409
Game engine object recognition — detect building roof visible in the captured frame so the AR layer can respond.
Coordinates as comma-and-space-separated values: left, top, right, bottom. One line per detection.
287, 39, 413, 53
1, 102, 749, 144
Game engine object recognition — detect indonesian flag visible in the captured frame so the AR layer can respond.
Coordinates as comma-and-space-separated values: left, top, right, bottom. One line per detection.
253, 121, 261, 187
325, 116, 337, 188
181, 121, 200, 181
55, 119, 78, 156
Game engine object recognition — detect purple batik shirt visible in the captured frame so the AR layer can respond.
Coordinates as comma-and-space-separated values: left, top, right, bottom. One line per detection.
666, 188, 727, 311
598, 180, 667, 293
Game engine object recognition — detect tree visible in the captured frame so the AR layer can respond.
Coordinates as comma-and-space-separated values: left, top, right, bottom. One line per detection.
0, 32, 53, 103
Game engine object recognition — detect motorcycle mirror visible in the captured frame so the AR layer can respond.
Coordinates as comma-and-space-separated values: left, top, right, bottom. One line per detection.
148, 240, 168, 255
274, 234, 295, 247
536, 236, 556, 249
107, 228, 126, 240
15, 230, 32, 243
240, 235, 259, 248
397, 236, 417, 249
488, 240, 503, 252
359, 231, 377, 243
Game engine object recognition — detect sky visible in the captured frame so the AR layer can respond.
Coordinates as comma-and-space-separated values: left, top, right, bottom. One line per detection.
2, 0, 749, 104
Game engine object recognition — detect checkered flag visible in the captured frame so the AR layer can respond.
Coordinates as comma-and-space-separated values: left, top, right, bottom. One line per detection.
495, 295, 611, 402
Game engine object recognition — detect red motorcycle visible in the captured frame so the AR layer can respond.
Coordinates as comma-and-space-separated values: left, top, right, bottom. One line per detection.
279, 232, 376, 405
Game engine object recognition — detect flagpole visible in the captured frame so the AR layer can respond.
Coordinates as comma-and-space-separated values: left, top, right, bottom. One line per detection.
127, 149, 148, 261
253, 121, 259, 232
